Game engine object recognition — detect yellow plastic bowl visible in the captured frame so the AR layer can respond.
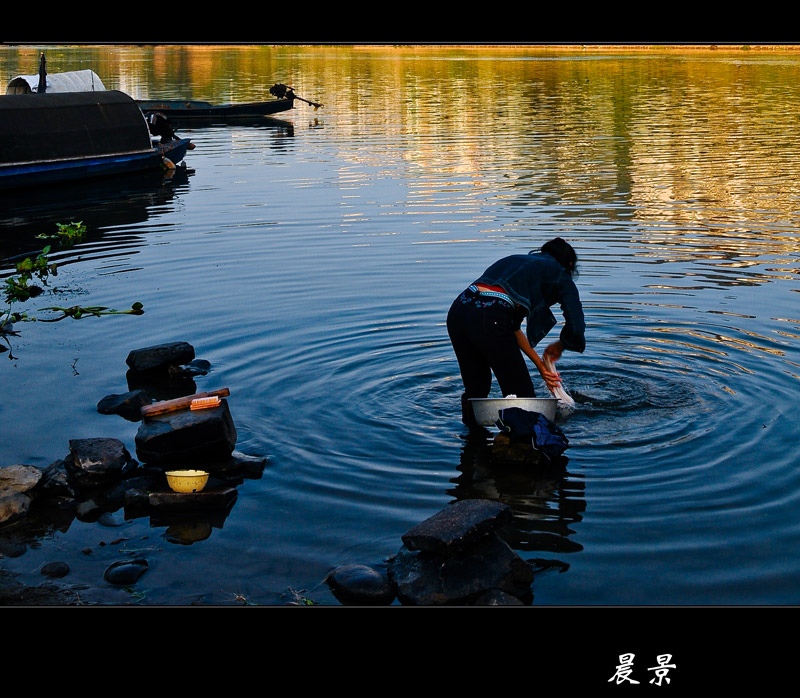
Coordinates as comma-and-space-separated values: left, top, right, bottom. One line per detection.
165, 470, 209, 493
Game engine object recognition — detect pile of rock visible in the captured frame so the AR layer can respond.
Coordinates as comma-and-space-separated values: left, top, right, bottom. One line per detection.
97, 341, 211, 422
326, 498, 536, 606
1, 341, 269, 595
135, 395, 237, 467
1, 340, 266, 541
0, 436, 264, 527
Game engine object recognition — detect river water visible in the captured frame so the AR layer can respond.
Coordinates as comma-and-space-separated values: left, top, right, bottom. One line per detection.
1, 45, 799, 606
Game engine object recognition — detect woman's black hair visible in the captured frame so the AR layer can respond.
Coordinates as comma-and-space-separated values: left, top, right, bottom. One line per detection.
540, 237, 578, 276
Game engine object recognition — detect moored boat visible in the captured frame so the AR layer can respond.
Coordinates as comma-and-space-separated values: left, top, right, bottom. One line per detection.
0, 90, 192, 190
136, 83, 322, 124
136, 97, 296, 119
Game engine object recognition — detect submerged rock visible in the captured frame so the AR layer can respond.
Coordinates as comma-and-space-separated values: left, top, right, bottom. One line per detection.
104, 558, 149, 585
207, 451, 267, 479
326, 564, 395, 606
169, 359, 211, 378
75, 499, 104, 522
40, 561, 70, 579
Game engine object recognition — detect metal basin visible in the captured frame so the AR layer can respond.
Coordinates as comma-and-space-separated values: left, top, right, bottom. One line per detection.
470, 397, 558, 426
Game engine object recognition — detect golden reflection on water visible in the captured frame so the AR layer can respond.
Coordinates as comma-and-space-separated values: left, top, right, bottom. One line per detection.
3, 45, 800, 285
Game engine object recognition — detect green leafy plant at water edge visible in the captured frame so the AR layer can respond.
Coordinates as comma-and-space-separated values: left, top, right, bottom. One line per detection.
1, 222, 144, 356
3, 246, 57, 303
36, 220, 87, 248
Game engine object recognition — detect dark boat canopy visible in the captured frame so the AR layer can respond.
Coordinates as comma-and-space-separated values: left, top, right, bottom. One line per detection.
0, 90, 153, 166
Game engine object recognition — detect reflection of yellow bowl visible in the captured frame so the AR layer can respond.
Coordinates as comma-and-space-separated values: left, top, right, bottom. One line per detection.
166, 470, 209, 493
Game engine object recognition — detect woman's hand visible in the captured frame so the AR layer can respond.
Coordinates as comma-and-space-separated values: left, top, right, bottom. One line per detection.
516, 330, 562, 392
538, 364, 563, 392
543, 340, 564, 364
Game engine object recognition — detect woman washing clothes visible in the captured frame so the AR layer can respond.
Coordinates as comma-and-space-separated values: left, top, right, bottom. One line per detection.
447, 237, 585, 426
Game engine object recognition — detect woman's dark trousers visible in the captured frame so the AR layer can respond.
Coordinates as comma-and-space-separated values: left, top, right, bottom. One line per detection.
447, 289, 535, 426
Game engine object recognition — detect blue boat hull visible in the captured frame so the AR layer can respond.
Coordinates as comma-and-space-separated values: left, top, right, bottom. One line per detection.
0, 138, 191, 190
0, 92, 192, 191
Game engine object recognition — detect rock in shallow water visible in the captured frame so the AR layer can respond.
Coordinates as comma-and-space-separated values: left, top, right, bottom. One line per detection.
326, 564, 396, 606
134, 400, 237, 466
126, 341, 195, 373
0, 492, 31, 525
146, 485, 238, 512
401, 498, 513, 555
104, 558, 149, 585
0, 465, 42, 495
384, 498, 534, 605
0, 465, 42, 524
41, 561, 70, 579
97, 390, 152, 421
65, 438, 138, 489
388, 532, 534, 606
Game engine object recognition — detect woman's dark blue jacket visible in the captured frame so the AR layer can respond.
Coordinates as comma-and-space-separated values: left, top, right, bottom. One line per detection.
474, 251, 585, 352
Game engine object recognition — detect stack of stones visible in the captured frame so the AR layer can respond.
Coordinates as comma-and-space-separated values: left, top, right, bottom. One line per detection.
0, 341, 264, 529
97, 340, 210, 422
327, 498, 536, 606
98, 341, 238, 472
388, 498, 534, 605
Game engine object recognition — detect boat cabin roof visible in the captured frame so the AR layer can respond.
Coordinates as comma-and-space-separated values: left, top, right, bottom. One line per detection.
6, 69, 107, 95
0, 90, 154, 166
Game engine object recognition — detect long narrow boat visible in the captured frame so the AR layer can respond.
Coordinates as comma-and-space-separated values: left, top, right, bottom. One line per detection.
136, 83, 322, 124
0, 90, 192, 190
136, 97, 296, 119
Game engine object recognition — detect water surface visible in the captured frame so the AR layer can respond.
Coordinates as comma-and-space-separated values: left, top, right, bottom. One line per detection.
1, 46, 799, 605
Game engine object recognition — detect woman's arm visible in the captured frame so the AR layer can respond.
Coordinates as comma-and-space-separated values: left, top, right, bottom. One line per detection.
543, 339, 563, 363
516, 330, 562, 391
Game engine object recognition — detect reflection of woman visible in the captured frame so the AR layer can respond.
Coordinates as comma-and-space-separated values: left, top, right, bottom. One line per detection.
447, 238, 586, 426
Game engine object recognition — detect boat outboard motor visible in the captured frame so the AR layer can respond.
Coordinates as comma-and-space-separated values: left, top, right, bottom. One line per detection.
269, 82, 322, 109
146, 111, 176, 143
269, 83, 296, 101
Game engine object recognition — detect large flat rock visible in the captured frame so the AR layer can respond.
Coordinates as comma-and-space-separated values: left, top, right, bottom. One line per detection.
401, 499, 513, 555
147, 485, 238, 512
388, 532, 534, 606
135, 400, 237, 466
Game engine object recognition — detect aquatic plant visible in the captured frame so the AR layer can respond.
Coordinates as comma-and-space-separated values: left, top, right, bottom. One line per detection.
3, 246, 57, 304
1, 222, 144, 357
36, 220, 87, 248
284, 587, 318, 606
36, 303, 144, 322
